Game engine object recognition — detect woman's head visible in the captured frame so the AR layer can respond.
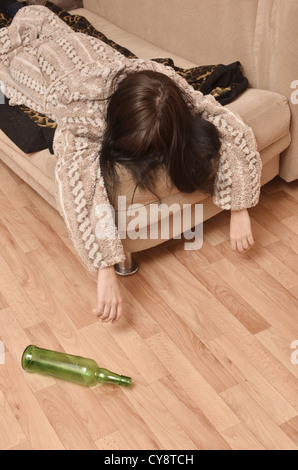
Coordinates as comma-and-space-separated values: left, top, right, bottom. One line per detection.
101, 70, 221, 199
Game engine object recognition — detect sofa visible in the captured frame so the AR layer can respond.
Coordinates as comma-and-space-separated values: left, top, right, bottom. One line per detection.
0, 0, 294, 274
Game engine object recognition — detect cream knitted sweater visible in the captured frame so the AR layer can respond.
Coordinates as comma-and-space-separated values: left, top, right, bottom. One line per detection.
0, 6, 262, 271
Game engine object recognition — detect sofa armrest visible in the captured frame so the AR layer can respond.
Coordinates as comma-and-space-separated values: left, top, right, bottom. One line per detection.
252, 0, 298, 181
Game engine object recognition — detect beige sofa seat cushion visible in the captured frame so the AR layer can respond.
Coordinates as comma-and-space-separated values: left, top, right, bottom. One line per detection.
0, 131, 56, 181
226, 90, 291, 153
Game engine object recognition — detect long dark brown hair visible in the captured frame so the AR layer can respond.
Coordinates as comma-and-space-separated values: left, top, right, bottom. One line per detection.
100, 70, 221, 201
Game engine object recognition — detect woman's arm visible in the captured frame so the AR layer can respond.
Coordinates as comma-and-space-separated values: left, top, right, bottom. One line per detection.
53, 122, 126, 271
188, 90, 261, 253
53, 107, 126, 322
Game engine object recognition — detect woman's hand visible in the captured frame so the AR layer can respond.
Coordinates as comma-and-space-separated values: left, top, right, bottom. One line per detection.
95, 266, 123, 323
230, 209, 254, 253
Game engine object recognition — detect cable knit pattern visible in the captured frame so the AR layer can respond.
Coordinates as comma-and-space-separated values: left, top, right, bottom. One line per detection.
0, 6, 262, 271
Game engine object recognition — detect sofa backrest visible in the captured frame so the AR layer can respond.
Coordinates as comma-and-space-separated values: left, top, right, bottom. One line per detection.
83, 0, 258, 81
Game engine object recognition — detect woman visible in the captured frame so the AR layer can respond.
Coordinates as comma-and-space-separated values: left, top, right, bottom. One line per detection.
0, 3, 262, 323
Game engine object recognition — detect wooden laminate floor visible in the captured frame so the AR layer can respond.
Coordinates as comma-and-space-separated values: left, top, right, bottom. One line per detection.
0, 160, 297, 450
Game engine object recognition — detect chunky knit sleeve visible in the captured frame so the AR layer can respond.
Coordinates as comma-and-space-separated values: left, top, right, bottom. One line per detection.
50, 74, 126, 271
185, 91, 262, 211
53, 127, 126, 271
133, 59, 262, 211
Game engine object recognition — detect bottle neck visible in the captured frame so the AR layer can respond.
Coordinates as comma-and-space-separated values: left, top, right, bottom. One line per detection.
95, 368, 132, 387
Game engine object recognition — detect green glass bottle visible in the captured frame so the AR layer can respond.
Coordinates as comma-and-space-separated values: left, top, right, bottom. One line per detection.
21, 345, 132, 387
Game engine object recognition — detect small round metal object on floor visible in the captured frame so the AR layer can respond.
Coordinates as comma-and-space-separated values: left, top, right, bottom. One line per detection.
114, 254, 139, 276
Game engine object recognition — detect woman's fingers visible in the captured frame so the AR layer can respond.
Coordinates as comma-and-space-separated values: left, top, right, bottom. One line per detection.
101, 304, 116, 323
95, 302, 123, 323
99, 303, 111, 322
236, 240, 245, 252
231, 235, 254, 253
